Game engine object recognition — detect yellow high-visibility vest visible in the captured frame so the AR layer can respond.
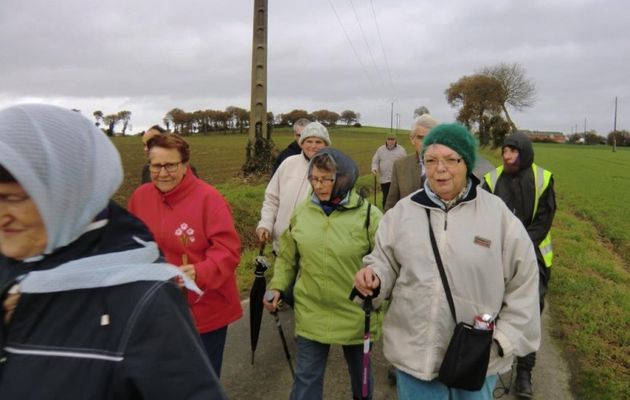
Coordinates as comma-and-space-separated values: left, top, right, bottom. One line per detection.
484, 164, 553, 267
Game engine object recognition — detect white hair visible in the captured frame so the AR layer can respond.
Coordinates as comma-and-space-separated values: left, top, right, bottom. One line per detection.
410, 114, 438, 137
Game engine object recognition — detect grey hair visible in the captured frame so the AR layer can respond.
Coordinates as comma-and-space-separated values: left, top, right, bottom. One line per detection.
410, 114, 438, 137
293, 118, 312, 134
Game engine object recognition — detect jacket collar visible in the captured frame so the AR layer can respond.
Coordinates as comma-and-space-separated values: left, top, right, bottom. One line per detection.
411, 174, 481, 208
156, 167, 198, 206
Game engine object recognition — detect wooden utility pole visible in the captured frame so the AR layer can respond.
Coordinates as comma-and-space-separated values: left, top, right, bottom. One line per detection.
243, 0, 273, 175
613, 96, 618, 152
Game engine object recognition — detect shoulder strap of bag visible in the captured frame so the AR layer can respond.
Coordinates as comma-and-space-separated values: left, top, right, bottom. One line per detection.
365, 202, 372, 253
425, 208, 457, 323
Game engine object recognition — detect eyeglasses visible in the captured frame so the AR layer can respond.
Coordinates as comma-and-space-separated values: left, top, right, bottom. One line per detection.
149, 162, 181, 173
308, 176, 335, 186
423, 157, 463, 169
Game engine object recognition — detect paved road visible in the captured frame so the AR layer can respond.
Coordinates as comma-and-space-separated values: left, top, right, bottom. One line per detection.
221, 300, 574, 399
474, 154, 495, 179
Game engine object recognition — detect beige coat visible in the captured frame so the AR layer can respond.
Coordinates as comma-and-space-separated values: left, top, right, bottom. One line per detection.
364, 184, 541, 381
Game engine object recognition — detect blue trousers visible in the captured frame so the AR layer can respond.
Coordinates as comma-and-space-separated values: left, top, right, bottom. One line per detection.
199, 326, 228, 378
396, 369, 497, 400
290, 336, 373, 400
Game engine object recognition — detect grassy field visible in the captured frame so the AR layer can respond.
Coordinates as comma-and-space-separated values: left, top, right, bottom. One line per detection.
112, 131, 629, 399
111, 126, 405, 291
480, 144, 630, 399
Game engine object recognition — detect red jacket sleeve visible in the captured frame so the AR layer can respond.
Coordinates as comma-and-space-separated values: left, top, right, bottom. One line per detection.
193, 193, 241, 291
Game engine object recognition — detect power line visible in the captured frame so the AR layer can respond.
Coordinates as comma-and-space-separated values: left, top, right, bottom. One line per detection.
348, 0, 388, 95
369, 0, 396, 97
327, 0, 378, 92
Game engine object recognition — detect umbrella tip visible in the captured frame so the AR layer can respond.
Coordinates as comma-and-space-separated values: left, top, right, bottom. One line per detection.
251, 353, 255, 365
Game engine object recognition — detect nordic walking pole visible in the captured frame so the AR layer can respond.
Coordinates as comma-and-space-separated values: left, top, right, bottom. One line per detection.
265, 291, 295, 378
373, 175, 377, 205
349, 288, 374, 400
361, 296, 373, 400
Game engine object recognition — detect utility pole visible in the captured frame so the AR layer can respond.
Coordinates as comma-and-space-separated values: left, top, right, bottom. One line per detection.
613, 96, 618, 152
584, 118, 587, 135
243, 0, 273, 175
390, 101, 394, 133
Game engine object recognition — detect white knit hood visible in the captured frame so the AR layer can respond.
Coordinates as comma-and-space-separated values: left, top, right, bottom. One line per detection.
0, 104, 123, 255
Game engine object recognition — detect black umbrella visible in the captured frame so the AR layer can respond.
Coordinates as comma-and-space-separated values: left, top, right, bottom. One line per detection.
249, 243, 270, 365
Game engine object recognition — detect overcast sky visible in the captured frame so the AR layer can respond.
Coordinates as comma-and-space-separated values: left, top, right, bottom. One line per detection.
1, 0, 628, 136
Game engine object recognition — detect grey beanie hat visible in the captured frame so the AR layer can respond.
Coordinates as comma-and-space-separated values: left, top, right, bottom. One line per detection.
0, 104, 123, 254
299, 121, 331, 146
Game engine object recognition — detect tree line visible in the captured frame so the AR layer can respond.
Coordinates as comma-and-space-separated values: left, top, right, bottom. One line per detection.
566, 130, 630, 146
91, 107, 361, 136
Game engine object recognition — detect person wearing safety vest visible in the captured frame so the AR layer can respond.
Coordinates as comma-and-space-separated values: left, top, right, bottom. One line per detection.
482, 131, 556, 399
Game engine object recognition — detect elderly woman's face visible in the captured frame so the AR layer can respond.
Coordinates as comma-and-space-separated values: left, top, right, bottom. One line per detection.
308, 166, 336, 202
149, 147, 188, 193
423, 144, 468, 201
0, 182, 47, 259
302, 137, 327, 159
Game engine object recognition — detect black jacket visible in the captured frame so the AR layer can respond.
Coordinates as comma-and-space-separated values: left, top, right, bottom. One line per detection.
0, 202, 227, 399
272, 140, 302, 175
482, 133, 556, 268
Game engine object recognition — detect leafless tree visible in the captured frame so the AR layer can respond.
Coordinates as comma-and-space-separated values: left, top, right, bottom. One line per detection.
479, 62, 536, 132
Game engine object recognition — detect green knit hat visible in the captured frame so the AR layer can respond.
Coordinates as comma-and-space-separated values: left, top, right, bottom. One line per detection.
422, 123, 477, 173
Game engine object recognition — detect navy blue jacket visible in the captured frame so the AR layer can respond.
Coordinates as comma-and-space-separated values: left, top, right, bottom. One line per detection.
0, 202, 227, 399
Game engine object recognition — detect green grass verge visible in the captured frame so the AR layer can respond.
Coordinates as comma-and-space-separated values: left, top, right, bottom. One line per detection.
480, 145, 630, 399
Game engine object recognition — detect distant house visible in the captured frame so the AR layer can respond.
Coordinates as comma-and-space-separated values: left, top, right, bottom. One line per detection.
517, 129, 566, 143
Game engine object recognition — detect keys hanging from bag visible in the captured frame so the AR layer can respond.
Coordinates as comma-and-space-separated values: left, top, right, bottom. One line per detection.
425, 209, 494, 391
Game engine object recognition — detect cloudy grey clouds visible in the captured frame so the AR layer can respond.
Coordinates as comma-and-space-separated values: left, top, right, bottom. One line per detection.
1, 0, 628, 135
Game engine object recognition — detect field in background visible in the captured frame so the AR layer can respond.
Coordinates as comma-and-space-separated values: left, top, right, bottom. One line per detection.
111, 126, 411, 205
113, 132, 629, 398
481, 144, 630, 399
112, 125, 402, 287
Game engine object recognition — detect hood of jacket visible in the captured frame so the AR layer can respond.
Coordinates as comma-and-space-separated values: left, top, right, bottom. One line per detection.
502, 132, 534, 172
308, 147, 358, 203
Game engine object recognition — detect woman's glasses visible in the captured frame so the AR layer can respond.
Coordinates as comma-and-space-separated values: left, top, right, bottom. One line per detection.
423, 157, 462, 169
308, 176, 335, 186
149, 162, 181, 173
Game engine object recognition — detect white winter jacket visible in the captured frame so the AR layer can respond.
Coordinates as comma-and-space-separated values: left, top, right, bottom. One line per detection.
364, 178, 541, 381
257, 153, 311, 252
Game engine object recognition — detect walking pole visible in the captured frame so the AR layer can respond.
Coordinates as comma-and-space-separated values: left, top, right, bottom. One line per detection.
373, 175, 377, 205
265, 291, 295, 378
349, 288, 374, 400
360, 296, 373, 400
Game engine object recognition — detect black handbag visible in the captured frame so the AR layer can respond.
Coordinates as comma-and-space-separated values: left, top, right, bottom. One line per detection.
425, 209, 493, 391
